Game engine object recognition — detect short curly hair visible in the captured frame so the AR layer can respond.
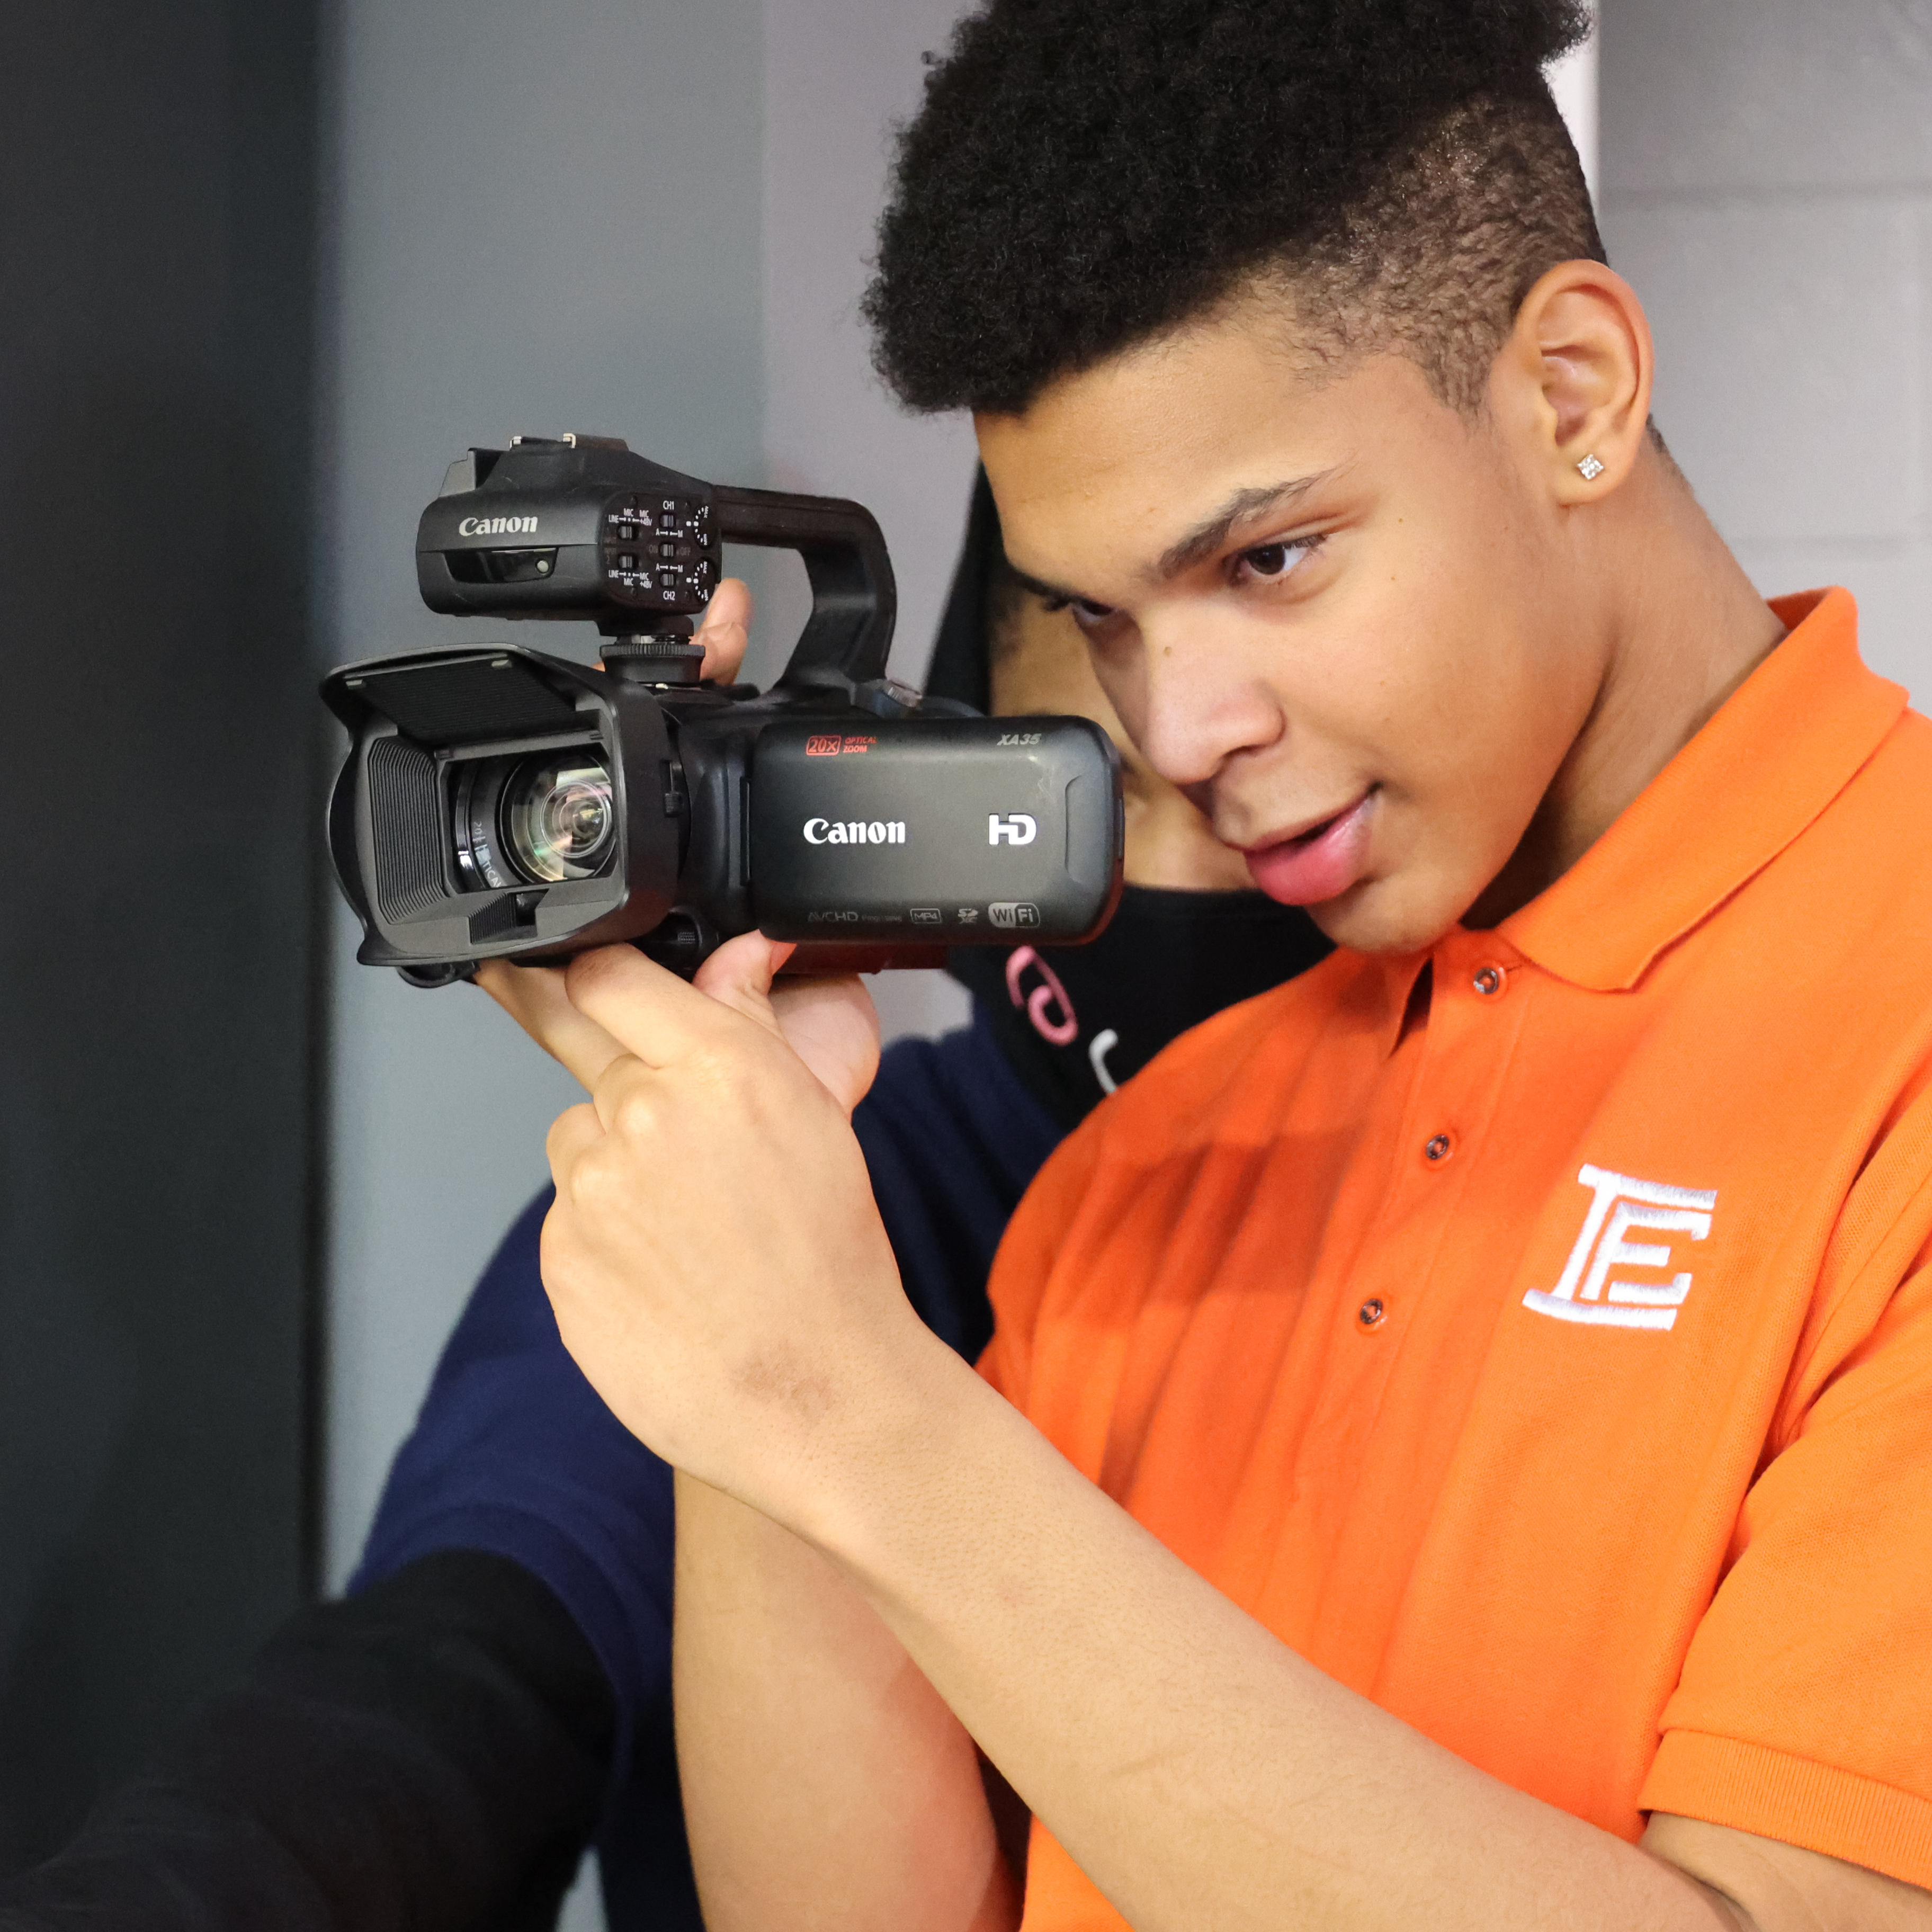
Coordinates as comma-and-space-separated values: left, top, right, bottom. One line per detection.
864, 0, 1601, 417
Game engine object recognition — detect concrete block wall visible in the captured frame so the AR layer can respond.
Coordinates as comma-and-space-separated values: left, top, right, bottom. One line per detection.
1600, 1, 1932, 696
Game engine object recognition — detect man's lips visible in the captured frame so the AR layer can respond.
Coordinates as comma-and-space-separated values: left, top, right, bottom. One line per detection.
1242, 793, 1374, 907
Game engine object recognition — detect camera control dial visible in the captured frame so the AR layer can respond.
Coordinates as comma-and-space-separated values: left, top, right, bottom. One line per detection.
604, 494, 715, 611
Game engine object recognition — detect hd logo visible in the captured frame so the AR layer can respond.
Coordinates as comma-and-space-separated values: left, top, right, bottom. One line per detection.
989, 812, 1037, 847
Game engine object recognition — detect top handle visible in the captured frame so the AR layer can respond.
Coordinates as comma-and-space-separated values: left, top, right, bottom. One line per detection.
710, 486, 898, 696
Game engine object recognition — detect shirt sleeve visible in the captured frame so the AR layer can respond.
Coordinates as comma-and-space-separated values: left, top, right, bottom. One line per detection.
1641, 1253, 1932, 1888
0, 1551, 615, 1932
351, 1184, 682, 1818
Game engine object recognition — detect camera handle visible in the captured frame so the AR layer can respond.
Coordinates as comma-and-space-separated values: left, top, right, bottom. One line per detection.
711, 487, 898, 700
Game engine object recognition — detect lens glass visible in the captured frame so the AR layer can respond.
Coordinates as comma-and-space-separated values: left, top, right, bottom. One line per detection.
502, 753, 616, 882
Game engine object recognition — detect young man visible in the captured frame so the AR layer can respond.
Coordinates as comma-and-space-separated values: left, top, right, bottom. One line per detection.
484, 2, 1932, 1928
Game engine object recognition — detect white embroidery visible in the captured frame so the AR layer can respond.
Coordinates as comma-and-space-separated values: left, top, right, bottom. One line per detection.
1522, 1164, 1716, 1332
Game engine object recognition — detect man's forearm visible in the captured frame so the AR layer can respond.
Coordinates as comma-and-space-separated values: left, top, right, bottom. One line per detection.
672, 1470, 1018, 1932
798, 1349, 1743, 1932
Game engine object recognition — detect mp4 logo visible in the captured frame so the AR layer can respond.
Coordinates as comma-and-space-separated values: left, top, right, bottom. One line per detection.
1522, 1164, 1718, 1332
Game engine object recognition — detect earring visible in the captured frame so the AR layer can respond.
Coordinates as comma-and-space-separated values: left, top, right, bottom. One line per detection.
1577, 454, 1605, 481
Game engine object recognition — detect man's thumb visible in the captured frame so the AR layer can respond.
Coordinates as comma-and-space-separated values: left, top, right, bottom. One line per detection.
691, 929, 796, 1031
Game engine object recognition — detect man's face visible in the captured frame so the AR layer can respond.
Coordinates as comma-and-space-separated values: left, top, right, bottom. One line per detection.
977, 301, 1608, 954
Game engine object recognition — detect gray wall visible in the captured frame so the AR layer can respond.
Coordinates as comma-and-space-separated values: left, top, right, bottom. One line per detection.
320, 0, 766, 1582
320, 0, 989, 1582
1601, 0, 1932, 699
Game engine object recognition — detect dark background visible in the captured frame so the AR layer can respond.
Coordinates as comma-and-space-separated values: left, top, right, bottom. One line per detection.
0, 0, 321, 1867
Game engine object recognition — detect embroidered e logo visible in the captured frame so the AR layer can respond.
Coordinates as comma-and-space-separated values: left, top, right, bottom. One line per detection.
1522, 1165, 1717, 1332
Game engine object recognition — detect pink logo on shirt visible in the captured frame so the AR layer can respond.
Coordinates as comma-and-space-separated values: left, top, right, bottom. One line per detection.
1006, 946, 1078, 1046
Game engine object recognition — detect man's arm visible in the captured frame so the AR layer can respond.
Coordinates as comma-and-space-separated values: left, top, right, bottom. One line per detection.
673, 1472, 1016, 1932
782, 1337, 1924, 1932
486, 937, 1931, 1932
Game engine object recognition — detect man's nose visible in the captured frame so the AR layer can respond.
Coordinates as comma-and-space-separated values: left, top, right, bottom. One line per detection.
1131, 617, 1285, 794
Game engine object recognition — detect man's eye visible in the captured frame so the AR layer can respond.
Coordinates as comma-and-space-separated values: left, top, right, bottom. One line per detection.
1042, 594, 1119, 627
1236, 536, 1321, 582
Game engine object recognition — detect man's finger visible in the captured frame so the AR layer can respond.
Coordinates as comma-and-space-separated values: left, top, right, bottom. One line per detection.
691, 931, 795, 1025
477, 958, 634, 1090
695, 577, 754, 685
583, 1041, 673, 1140
544, 1099, 605, 1190
563, 942, 773, 1071
766, 971, 882, 1116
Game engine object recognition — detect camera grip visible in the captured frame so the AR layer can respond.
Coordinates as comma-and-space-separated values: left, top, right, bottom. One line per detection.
710, 486, 898, 696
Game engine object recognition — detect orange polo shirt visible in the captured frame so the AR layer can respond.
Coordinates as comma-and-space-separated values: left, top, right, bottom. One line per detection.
981, 588, 1932, 1928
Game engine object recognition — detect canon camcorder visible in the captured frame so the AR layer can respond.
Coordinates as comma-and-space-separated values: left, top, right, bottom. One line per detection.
323, 435, 1124, 984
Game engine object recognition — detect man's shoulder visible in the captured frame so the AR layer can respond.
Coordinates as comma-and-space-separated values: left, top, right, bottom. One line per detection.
1804, 700, 1932, 950
1867, 699, 1932, 797
1854, 697, 1932, 812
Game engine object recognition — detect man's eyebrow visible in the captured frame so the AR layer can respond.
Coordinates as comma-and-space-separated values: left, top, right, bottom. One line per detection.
1006, 564, 1090, 606
1002, 469, 1337, 612
1155, 472, 1336, 579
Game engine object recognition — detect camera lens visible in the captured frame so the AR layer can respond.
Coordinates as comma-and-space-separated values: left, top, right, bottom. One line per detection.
502, 753, 616, 882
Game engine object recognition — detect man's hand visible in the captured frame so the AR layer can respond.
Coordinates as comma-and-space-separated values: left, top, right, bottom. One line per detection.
478, 931, 935, 1514
478, 929, 881, 1119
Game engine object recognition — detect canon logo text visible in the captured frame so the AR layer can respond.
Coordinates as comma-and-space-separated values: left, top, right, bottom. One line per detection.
803, 818, 906, 845
458, 515, 540, 536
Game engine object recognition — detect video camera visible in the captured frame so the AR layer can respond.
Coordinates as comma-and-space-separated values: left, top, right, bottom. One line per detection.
323, 435, 1123, 985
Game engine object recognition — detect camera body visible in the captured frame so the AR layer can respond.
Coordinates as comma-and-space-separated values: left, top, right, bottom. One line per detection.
323, 436, 1123, 983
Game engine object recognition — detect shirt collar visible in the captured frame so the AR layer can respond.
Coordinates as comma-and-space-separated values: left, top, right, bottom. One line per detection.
1498, 587, 1904, 992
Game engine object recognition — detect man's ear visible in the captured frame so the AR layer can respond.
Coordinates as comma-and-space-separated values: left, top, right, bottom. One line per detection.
1495, 260, 1655, 506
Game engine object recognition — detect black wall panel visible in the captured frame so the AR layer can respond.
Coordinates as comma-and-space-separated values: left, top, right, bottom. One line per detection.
0, 0, 321, 1867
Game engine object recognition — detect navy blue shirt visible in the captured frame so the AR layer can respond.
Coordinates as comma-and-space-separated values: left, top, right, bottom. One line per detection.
351, 1009, 1065, 1927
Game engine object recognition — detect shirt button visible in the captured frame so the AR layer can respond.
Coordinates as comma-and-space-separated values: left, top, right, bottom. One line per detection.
1424, 1132, 1453, 1163
1473, 965, 1506, 998
1358, 1298, 1386, 1329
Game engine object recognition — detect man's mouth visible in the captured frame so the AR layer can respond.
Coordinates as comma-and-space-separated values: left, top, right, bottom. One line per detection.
1241, 792, 1375, 907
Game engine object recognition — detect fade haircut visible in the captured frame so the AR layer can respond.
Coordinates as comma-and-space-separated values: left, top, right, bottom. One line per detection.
863, 0, 1602, 419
